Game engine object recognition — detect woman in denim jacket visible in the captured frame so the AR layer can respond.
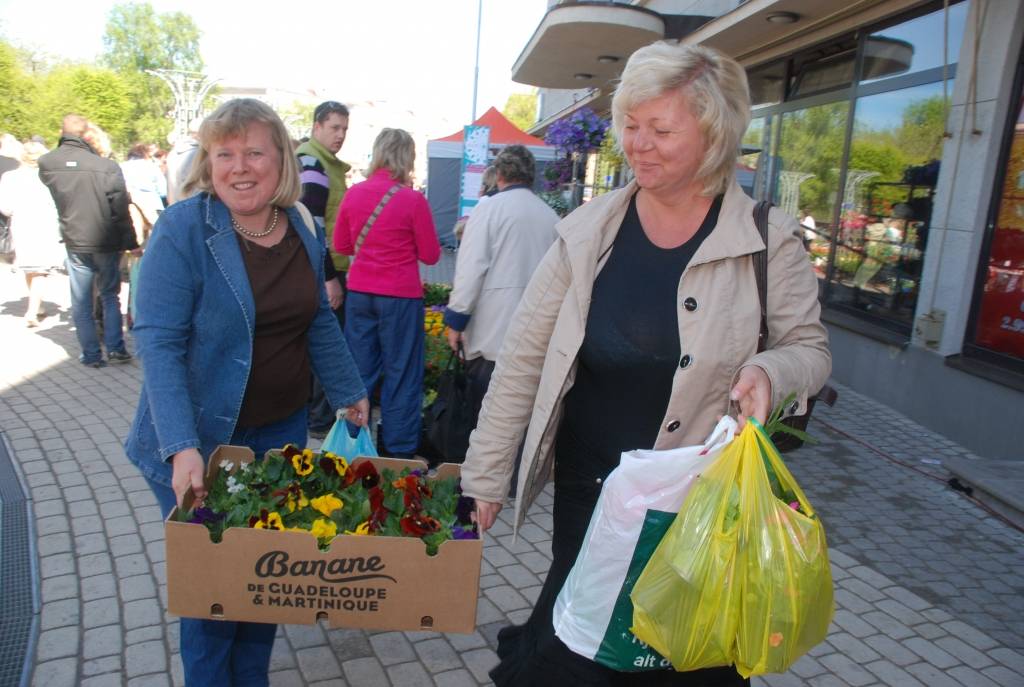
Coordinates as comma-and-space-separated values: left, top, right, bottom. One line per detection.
125, 99, 369, 687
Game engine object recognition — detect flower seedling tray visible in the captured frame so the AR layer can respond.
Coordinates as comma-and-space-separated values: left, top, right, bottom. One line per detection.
165, 446, 483, 633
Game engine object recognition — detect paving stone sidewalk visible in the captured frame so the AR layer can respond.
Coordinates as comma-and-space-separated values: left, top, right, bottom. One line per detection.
0, 268, 1022, 687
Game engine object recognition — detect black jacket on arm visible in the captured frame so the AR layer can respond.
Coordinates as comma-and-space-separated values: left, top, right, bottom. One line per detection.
38, 136, 137, 253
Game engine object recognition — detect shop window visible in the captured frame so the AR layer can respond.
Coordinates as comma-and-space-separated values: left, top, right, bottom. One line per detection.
969, 88, 1024, 364
860, 3, 968, 85
825, 81, 946, 328
772, 101, 849, 279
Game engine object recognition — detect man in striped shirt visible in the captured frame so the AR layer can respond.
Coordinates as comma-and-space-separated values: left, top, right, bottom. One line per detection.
297, 101, 353, 438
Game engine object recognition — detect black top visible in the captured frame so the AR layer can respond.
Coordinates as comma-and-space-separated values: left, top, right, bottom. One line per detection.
236, 223, 319, 428
555, 193, 723, 479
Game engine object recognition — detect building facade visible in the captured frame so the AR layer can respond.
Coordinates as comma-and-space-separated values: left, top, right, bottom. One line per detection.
514, 0, 1024, 460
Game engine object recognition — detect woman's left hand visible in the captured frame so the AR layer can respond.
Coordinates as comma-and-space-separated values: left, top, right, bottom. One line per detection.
345, 397, 370, 427
730, 365, 772, 429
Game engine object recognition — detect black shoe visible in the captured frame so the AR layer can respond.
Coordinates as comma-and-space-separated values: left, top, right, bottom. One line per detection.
107, 350, 133, 364
83, 359, 108, 369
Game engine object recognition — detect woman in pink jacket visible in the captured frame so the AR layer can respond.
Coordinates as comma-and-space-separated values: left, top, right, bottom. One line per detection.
333, 128, 440, 456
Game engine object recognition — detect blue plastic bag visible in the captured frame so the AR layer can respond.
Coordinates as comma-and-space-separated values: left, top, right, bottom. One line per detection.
321, 421, 378, 458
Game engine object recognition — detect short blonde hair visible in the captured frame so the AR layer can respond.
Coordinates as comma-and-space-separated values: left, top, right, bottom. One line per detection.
366, 128, 415, 185
83, 123, 112, 158
612, 41, 751, 196
182, 98, 300, 206
21, 141, 47, 167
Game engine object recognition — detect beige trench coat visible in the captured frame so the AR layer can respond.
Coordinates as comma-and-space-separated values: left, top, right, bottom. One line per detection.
459, 179, 832, 531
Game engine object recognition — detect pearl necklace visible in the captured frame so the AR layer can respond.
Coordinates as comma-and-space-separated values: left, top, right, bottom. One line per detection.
231, 206, 279, 238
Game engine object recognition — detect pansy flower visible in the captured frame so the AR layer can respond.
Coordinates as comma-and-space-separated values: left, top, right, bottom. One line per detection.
281, 444, 302, 460
310, 493, 343, 517
292, 449, 315, 476
452, 524, 478, 540
189, 507, 224, 525
310, 518, 338, 542
400, 513, 441, 537
249, 509, 283, 530
319, 452, 348, 478
344, 521, 371, 536
345, 460, 380, 489
273, 483, 309, 513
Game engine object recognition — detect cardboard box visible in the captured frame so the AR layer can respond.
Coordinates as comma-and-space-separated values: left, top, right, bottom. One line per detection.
166, 446, 483, 633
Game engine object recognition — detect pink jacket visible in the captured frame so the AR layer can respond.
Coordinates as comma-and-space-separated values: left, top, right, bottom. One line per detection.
333, 169, 440, 298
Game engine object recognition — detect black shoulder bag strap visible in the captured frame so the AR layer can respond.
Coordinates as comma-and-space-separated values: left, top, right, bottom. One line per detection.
751, 201, 839, 414
752, 200, 771, 354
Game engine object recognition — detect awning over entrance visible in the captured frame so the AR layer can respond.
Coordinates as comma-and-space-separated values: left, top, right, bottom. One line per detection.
512, 3, 665, 90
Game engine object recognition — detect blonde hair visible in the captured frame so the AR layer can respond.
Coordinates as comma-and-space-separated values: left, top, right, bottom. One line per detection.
612, 41, 751, 196
21, 141, 47, 167
83, 123, 112, 158
182, 98, 300, 206
366, 128, 415, 185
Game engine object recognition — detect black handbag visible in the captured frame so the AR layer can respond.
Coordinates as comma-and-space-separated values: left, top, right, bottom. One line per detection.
752, 201, 838, 452
422, 345, 475, 465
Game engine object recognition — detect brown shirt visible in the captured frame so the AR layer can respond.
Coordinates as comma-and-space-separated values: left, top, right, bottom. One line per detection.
236, 224, 319, 428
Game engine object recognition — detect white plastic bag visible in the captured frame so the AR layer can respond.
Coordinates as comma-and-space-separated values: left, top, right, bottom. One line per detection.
553, 417, 738, 671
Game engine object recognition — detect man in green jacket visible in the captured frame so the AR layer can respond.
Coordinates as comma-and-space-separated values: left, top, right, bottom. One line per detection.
298, 101, 353, 437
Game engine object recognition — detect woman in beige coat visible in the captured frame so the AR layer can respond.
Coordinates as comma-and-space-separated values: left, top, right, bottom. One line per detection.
460, 41, 831, 686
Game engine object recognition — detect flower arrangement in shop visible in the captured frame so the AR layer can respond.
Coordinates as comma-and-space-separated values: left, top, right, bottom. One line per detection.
182, 445, 478, 554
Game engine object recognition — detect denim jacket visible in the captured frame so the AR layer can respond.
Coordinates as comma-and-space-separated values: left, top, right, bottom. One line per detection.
124, 193, 367, 486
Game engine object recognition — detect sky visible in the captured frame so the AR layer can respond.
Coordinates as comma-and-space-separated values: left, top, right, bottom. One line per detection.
0, 0, 548, 140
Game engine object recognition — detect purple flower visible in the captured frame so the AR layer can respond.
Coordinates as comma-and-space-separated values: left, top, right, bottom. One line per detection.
455, 495, 475, 524
452, 525, 478, 540
544, 107, 610, 155
189, 507, 224, 525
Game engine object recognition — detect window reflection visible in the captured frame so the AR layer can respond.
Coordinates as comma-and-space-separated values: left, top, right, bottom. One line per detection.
828, 82, 946, 326
861, 3, 968, 84
739, 117, 766, 198
773, 101, 849, 277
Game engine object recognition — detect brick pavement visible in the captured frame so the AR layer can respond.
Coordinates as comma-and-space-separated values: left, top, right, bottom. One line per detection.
1, 267, 1023, 686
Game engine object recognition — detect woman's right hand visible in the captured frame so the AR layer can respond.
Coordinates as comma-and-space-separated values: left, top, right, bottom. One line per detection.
171, 448, 206, 508
472, 499, 503, 532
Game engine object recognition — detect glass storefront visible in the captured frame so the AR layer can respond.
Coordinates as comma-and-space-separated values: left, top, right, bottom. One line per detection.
968, 66, 1024, 364
742, 1, 968, 334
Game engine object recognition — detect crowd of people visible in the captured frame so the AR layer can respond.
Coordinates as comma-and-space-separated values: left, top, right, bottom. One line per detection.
3, 38, 831, 687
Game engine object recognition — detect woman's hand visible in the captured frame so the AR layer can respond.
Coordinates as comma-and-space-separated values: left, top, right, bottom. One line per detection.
345, 397, 370, 427
472, 499, 503, 532
446, 328, 463, 353
730, 365, 772, 429
325, 277, 344, 310
171, 448, 206, 507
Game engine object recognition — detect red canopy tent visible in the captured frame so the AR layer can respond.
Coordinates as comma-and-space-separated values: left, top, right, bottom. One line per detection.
426, 107, 557, 246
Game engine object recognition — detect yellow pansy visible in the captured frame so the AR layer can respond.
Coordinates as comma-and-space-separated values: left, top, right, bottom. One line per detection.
292, 449, 315, 476
311, 494, 343, 517
254, 512, 283, 530
310, 518, 338, 542
344, 521, 371, 536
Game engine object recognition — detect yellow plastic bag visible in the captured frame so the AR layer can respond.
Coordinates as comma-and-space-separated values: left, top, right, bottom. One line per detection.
630, 421, 834, 678
734, 420, 833, 677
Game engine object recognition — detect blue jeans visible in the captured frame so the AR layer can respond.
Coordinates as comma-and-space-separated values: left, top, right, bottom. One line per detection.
344, 291, 423, 454
66, 250, 126, 363
145, 407, 307, 687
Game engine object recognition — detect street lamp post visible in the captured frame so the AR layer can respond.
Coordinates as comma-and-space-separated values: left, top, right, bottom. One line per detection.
146, 69, 220, 144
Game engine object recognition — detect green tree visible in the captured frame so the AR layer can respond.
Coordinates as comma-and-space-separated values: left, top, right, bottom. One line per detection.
896, 96, 946, 162
101, 2, 204, 149
0, 40, 34, 138
503, 92, 538, 131
28, 65, 133, 147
